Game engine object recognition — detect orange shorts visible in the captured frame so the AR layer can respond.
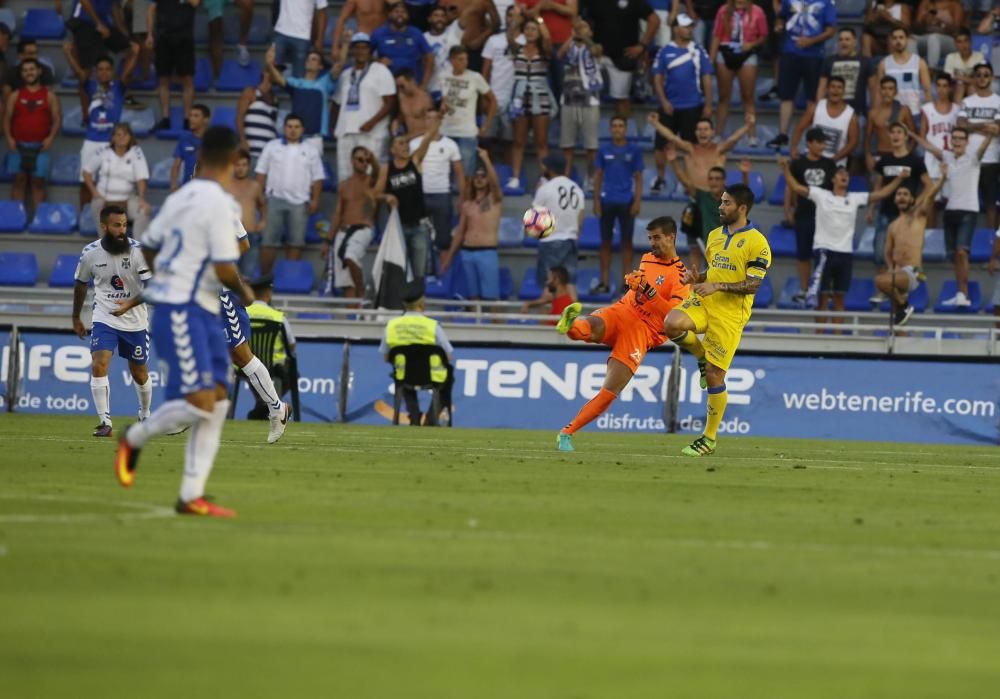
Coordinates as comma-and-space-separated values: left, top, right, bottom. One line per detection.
593, 304, 663, 373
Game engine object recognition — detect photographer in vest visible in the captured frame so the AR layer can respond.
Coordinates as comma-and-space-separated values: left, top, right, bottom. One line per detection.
245, 275, 297, 420
380, 283, 454, 426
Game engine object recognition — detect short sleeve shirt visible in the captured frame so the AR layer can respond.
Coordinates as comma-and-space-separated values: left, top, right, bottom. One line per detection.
596, 141, 644, 205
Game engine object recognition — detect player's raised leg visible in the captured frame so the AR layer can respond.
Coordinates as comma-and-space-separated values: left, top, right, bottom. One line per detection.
664, 307, 708, 389
557, 356, 633, 452
89, 348, 114, 436
557, 305, 606, 344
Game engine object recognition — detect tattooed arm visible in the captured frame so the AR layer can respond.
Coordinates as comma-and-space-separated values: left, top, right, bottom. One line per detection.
693, 276, 762, 297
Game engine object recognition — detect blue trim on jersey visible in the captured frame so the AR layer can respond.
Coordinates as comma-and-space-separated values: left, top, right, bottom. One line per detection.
707, 384, 727, 394
722, 221, 756, 250
188, 257, 211, 308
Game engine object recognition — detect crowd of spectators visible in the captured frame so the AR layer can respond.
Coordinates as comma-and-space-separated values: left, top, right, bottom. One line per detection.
0, 0, 998, 315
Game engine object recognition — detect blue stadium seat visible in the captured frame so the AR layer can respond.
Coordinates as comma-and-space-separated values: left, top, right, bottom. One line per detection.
29, 203, 77, 234
641, 166, 677, 200
577, 269, 616, 303
0, 153, 14, 183
767, 224, 797, 257
853, 225, 875, 260
129, 68, 159, 91
725, 169, 765, 203
880, 280, 929, 313
848, 175, 869, 192
844, 277, 876, 311
0, 200, 28, 232
305, 213, 327, 244
122, 107, 156, 136
837, 0, 867, 17
21, 9, 64, 39
632, 217, 651, 251
768, 173, 786, 206
970, 228, 994, 263
79, 202, 98, 237
579, 215, 616, 250
149, 157, 173, 188
322, 159, 337, 192
933, 280, 982, 313
517, 268, 541, 300
426, 254, 464, 299
495, 164, 525, 195
922, 228, 947, 262
752, 275, 773, 308
0, 252, 39, 286
62, 105, 87, 137
210, 105, 238, 130
273, 259, 315, 294
498, 267, 513, 300
498, 216, 524, 247
48, 254, 80, 288
155, 106, 188, 140
776, 275, 803, 309
731, 125, 779, 156
971, 35, 993, 59
50, 153, 81, 186
0, 9, 16, 33
215, 60, 261, 92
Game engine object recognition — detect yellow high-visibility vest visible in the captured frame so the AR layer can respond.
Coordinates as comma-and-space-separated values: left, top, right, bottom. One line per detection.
385, 314, 447, 383
246, 302, 289, 363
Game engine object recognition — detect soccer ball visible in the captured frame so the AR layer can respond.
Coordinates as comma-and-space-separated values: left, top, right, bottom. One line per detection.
522, 205, 555, 239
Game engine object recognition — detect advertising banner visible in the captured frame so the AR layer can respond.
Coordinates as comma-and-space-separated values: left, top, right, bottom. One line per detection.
2, 330, 998, 445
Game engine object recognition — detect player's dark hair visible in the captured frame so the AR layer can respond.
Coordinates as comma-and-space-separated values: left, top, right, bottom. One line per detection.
610, 116, 628, 128
834, 165, 849, 176
100, 204, 128, 224
951, 126, 969, 139
192, 103, 211, 119
827, 76, 846, 87
888, 121, 907, 132
805, 127, 827, 143
112, 122, 137, 150
708, 166, 726, 178
935, 71, 953, 86
396, 67, 416, 82
95, 55, 114, 68
18, 57, 39, 71
306, 48, 327, 68
16, 38, 36, 53
237, 148, 251, 161
284, 112, 304, 126
890, 25, 909, 38
199, 125, 240, 167
449, 45, 467, 58
647, 216, 677, 236
838, 27, 856, 38
696, 117, 714, 129
725, 183, 754, 215
550, 265, 570, 285
973, 63, 993, 76
351, 145, 369, 158
956, 26, 971, 39
880, 75, 897, 87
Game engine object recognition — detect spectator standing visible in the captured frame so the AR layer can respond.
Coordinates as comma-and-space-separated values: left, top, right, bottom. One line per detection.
3, 39, 56, 101
991, 226, 1000, 324
78, 56, 126, 208
274, 0, 328, 78
862, 0, 911, 59
441, 149, 504, 301
818, 27, 877, 120
334, 0, 389, 49
782, 128, 835, 304
956, 63, 1000, 233
328, 146, 379, 297
393, 68, 434, 136
452, 0, 502, 72
376, 114, 442, 282
557, 16, 602, 191
147, 0, 197, 132
372, 2, 435, 87
584, 0, 660, 118
918, 72, 958, 209
423, 6, 461, 101
909, 124, 994, 307
441, 45, 496, 178
708, 2, 764, 144
532, 152, 584, 299
64, 0, 140, 116
517, 0, 579, 101
205, 0, 254, 76
83, 122, 152, 236
482, 5, 526, 160
877, 27, 932, 117
410, 112, 465, 259
789, 76, 859, 167
652, 13, 713, 192
256, 113, 326, 274
507, 21, 553, 190
266, 45, 343, 156
943, 28, 986, 103
766, 0, 836, 149
3, 59, 60, 214
666, 148, 725, 273
912, 0, 963, 70
864, 76, 915, 171
332, 33, 398, 182
236, 71, 280, 162
229, 149, 266, 276
648, 111, 751, 191
593, 115, 643, 293
170, 104, 209, 190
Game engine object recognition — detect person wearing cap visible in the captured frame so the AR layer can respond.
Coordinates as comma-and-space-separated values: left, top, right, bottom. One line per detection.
651, 12, 714, 193
245, 275, 298, 419
332, 32, 398, 182
531, 151, 583, 301
379, 283, 455, 426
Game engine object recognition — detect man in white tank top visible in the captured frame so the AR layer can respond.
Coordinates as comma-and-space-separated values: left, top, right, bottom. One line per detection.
919, 73, 958, 186
789, 76, 858, 167
878, 26, 931, 116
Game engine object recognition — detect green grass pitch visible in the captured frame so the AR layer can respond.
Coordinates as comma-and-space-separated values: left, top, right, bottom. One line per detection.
2, 414, 1000, 698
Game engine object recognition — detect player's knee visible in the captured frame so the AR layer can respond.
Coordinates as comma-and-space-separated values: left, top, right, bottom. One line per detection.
704, 363, 726, 386
91, 358, 110, 376
130, 363, 149, 382
663, 314, 685, 338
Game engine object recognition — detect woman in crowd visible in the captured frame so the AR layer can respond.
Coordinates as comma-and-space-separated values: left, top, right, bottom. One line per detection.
710, 0, 767, 145
81, 122, 151, 237
507, 18, 556, 191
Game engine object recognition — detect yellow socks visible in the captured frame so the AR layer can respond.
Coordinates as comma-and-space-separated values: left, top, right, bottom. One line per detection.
704, 384, 727, 440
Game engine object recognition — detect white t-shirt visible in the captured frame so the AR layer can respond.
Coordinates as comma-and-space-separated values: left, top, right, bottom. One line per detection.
424, 23, 463, 95
74, 238, 151, 332
533, 176, 584, 243
942, 150, 982, 212
333, 62, 396, 138
409, 135, 461, 193
142, 180, 243, 315
957, 93, 1000, 164
83, 145, 150, 201
481, 32, 525, 109
808, 186, 869, 254
440, 68, 491, 138
255, 138, 326, 204
920, 101, 958, 179
943, 51, 986, 81
275, 0, 328, 41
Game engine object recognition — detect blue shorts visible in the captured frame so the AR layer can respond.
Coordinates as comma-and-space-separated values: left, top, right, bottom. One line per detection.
7, 143, 50, 179
90, 322, 150, 364
219, 291, 251, 349
461, 248, 500, 300
151, 302, 230, 400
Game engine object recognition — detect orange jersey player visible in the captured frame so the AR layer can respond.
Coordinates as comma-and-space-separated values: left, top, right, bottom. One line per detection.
555, 216, 689, 452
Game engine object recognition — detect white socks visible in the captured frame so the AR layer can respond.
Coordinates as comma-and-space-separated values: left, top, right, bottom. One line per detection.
180, 399, 229, 502
126, 399, 211, 448
134, 379, 152, 419
91, 376, 111, 426
243, 356, 282, 418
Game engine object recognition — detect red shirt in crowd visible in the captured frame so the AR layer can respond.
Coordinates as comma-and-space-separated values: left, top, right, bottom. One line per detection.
11, 86, 53, 143
517, 0, 574, 45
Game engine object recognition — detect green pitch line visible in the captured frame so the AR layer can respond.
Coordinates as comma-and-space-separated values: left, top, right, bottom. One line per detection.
1, 415, 999, 699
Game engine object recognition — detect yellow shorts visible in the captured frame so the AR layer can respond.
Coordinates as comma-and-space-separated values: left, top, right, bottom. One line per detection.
676, 295, 744, 371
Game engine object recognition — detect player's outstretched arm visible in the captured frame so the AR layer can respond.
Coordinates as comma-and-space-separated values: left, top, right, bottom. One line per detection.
915, 165, 948, 215
777, 156, 808, 197
902, 123, 942, 160
869, 172, 906, 202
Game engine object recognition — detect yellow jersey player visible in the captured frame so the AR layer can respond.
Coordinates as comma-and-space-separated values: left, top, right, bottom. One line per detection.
664, 183, 771, 456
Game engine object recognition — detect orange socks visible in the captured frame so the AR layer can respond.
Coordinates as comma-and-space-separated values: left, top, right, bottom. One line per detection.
562, 388, 617, 435
567, 318, 591, 342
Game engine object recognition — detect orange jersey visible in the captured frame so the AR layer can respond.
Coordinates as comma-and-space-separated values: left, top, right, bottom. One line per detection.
617, 254, 690, 337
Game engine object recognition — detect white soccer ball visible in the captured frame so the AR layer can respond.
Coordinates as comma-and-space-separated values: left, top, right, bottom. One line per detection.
522, 205, 555, 239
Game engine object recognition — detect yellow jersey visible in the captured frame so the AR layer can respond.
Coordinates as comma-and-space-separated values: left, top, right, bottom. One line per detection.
703, 222, 771, 326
